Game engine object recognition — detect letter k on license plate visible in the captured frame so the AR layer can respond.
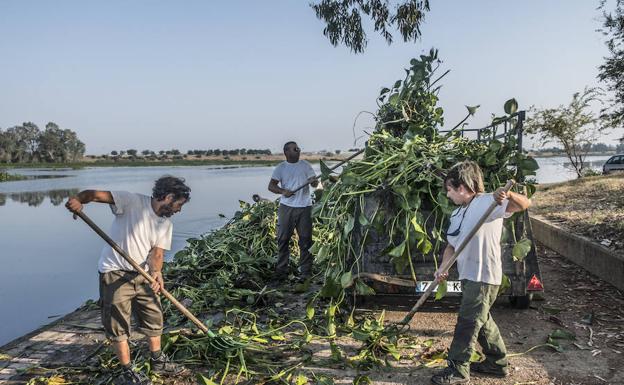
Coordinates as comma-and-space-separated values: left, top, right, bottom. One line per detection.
415, 281, 462, 293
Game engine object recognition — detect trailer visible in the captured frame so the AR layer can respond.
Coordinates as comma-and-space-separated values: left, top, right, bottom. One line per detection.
349, 111, 544, 309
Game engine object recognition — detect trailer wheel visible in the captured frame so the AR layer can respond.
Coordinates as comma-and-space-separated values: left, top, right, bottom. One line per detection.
509, 294, 532, 309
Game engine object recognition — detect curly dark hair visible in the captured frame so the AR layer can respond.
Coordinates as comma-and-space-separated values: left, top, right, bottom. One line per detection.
152, 176, 191, 202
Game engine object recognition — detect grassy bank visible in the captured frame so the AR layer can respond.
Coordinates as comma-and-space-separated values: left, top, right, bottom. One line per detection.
532, 173, 624, 252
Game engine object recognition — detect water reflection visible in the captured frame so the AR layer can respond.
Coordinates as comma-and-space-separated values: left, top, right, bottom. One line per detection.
0, 189, 78, 207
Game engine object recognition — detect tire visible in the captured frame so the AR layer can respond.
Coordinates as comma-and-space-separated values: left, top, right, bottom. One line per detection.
509, 294, 532, 309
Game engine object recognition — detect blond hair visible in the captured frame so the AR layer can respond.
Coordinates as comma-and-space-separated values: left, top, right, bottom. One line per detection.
444, 161, 485, 193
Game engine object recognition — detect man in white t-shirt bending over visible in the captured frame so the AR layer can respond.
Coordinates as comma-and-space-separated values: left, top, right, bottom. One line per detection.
268, 141, 318, 282
65, 176, 190, 385
431, 161, 530, 385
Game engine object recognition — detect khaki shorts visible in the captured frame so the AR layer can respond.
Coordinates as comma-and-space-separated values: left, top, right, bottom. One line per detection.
99, 270, 163, 342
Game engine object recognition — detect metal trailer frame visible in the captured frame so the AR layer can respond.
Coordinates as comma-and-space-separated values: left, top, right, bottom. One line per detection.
352, 110, 544, 309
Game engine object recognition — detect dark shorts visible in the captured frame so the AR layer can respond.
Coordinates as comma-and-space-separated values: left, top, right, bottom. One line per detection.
99, 270, 163, 342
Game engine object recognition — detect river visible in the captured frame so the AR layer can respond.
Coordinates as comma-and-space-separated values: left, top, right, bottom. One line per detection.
0, 156, 610, 346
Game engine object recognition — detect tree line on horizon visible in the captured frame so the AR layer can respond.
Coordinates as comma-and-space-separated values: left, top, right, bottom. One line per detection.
0, 122, 85, 164
103, 148, 273, 160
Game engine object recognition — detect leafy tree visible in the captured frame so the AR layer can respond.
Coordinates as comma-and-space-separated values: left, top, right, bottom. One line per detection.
599, 0, 624, 126
310, 0, 430, 53
126, 149, 138, 157
0, 129, 17, 163
6, 123, 40, 162
38, 123, 64, 162
526, 88, 606, 178
142, 150, 151, 156
111, 150, 119, 156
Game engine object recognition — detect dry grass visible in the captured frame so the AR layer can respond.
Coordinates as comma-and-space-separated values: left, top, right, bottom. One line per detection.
531, 173, 624, 252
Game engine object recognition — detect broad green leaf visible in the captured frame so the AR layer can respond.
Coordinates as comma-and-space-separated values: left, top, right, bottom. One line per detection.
351, 329, 371, 342
497, 274, 511, 296
410, 217, 426, 235
343, 215, 355, 238
435, 281, 447, 300
340, 271, 353, 288
320, 160, 332, 178
466, 105, 480, 116
388, 241, 406, 257
358, 211, 370, 227
518, 156, 539, 172
306, 301, 315, 319
388, 93, 400, 106
355, 280, 376, 295
504, 98, 518, 115
419, 239, 433, 254
512, 238, 532, 261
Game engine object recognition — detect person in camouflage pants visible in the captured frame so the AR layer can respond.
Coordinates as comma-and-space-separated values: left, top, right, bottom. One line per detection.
431, 161, 530, 385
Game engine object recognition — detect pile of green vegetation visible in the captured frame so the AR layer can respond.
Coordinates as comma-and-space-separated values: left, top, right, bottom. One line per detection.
153, 50, 539, 383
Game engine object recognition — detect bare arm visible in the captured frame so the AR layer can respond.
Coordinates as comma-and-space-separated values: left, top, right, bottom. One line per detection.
268, 179, 294, 197
147, 247, 165, 294
65, 190, 114, 218
494, 189, 531, 213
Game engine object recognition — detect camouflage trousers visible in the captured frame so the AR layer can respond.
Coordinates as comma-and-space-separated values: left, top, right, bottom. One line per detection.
447, 279, 508, 378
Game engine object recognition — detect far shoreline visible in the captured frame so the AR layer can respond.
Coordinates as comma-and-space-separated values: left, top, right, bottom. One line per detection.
0, 154, 348, 171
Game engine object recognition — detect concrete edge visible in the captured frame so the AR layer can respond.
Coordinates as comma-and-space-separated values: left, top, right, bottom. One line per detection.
530, 214, 624, 292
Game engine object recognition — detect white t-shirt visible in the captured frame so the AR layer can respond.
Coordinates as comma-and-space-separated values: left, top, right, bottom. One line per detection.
271, 160, 316, 208
446, 193, 511, 285
98, 191, 173, 273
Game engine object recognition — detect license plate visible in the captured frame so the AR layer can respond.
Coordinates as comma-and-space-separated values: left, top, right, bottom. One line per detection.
415, 281, 462, 293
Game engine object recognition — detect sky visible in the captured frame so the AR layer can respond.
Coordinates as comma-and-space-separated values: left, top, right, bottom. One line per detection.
1, 0, 622, 154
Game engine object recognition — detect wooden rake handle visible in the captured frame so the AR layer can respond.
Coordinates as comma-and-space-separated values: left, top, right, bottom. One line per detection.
396, 179, 516, 330
75, 210, 208, 333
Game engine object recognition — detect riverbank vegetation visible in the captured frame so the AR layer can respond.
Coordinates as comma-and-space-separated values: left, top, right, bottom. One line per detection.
0, 122, 85, 164
532, 173, 624, 253
0, 171, 26, 182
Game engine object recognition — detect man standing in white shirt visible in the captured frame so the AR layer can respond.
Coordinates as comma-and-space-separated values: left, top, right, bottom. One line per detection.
268, 141, 318, 282
431, 161, 530, 385
65, 176, 190, 385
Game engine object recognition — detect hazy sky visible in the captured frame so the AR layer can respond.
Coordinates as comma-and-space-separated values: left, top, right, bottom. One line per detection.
1, 1, 622, 154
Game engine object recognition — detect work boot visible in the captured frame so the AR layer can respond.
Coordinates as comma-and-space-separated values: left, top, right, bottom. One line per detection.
150, 352, 184, 374
470, 360, 509, 378
431, 366, 469, 385
118, 367, 152, 385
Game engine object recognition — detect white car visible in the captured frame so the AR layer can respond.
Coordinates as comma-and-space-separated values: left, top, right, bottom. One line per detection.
603, 154, 624, 174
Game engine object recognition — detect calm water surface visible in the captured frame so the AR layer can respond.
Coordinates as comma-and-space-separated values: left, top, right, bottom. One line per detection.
0, 156, 610, 346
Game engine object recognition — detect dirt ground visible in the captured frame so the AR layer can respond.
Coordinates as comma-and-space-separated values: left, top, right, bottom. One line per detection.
288, 243, 624, 385
531, 174, 624, 253
3, 243, 623, 385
